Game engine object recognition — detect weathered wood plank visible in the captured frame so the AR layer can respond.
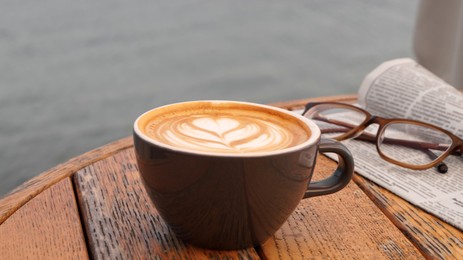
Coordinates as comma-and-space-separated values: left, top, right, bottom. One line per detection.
0, 178, 88, 259
3, 94, 462, 259
354, 174, 463, 259
260, 155, 424, 259
74, 148, 260, 259
0, 137, 133, 225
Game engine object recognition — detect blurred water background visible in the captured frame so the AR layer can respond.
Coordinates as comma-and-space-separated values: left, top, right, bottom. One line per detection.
0, 0, 418, 196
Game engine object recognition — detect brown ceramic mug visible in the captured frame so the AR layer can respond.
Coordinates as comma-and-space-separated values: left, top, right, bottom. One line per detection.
133, 100, 354, 250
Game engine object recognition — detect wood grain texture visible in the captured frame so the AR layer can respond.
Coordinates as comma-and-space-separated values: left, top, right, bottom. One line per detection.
3, 94, 462, 259
0, 137, 133, 225
74, 148, 259, 259
0, 178, 88, 259
354, 174, 463, 259
260, 155, 423, 259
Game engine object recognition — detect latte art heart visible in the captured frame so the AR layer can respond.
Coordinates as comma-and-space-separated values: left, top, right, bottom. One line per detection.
147, 115, 297, 153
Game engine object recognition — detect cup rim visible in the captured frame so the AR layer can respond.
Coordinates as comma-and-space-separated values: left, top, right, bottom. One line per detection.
133, 100, 321, 157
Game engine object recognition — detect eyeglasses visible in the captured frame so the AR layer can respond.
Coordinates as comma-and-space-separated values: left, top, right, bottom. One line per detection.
302, 102, 463, 173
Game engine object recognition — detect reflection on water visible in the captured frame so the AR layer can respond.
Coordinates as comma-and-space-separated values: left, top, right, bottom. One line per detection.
0, 0, 417, 196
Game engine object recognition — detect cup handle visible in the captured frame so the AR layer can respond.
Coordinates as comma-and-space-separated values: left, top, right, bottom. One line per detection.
303, 138, 354, 198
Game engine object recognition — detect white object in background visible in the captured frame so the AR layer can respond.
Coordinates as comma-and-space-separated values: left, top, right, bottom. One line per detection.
414, 0, 463, 89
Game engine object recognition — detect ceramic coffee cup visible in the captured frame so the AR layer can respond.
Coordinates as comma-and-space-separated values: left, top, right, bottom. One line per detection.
133, 100, 354, 250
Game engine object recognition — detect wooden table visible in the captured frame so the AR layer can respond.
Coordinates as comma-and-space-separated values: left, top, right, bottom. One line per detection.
1, 95, 462, 259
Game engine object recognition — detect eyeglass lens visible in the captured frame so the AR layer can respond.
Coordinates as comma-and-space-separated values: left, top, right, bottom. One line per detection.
303, 104, 367, 139
379, 122, 453, 167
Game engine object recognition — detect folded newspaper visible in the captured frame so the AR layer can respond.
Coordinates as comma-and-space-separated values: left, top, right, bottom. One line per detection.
307, 58, 463, 230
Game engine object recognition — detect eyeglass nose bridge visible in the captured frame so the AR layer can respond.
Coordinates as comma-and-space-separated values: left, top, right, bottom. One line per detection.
366, 115, 387, 125
340, 115, 389, 143
364, 115, 393, 130
351, 115, 382, 135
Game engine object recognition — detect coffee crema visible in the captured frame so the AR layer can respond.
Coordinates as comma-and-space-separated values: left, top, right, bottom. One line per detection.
139, 103, 310, 154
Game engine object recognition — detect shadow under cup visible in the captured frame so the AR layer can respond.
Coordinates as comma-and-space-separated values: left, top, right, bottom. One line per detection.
133, 101, 354, 250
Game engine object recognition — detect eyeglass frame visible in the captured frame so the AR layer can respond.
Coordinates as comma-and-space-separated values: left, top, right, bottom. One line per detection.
302, 101, 463, 171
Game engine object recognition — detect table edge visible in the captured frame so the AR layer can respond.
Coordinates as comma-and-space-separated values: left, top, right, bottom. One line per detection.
0, 137, 133, 224
0, 94, 357, 224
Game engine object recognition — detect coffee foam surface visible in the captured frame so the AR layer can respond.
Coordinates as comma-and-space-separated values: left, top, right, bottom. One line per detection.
139, 103, 310, 154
